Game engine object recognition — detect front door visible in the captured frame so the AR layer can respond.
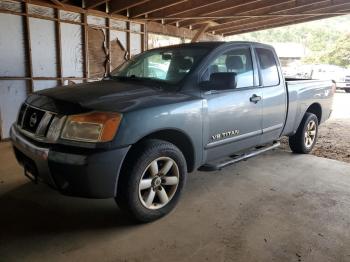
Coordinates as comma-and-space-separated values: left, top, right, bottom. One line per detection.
201, 46, 263, 162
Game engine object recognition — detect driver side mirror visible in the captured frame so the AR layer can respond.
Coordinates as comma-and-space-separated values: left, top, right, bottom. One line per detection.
199, 72, 237, 91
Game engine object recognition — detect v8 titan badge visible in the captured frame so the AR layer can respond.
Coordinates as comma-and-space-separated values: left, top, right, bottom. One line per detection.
212, 130, 240, 140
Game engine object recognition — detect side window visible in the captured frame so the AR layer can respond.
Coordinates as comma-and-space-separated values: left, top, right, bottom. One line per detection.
256, 48, 280, 86
203, 48, 254, 88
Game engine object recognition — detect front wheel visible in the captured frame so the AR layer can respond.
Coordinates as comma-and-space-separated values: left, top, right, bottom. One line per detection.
116, 139, 187, 223
345, 89, 350, 93
289, 112, 318, 154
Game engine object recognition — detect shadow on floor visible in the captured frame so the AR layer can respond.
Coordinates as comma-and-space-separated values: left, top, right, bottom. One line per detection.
0, 182, 137, 242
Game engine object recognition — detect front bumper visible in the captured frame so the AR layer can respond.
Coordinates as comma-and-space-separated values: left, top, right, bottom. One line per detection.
10, 125, 130, 198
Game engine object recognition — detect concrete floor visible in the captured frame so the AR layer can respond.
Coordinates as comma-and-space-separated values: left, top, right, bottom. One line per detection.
1, 142, 350, 261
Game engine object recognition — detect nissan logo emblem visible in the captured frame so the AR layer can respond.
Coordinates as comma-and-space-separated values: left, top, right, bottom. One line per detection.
29, 113, 37, 127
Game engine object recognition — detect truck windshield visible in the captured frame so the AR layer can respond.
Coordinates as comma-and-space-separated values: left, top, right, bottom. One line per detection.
110, 47, 209, 86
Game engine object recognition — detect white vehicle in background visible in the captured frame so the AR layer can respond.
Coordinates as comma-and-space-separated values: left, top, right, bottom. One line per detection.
310, 64, 350, 93
284, 64, 350, 93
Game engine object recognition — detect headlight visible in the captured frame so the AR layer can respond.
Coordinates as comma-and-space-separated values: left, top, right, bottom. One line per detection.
61, 112, 122, 142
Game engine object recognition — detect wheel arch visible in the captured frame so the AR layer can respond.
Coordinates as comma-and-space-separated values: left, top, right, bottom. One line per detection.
122, 128, 196, 173
305, 103, 322, 124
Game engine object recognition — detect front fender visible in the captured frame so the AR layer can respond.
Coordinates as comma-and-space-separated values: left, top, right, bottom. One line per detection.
113, 100, 204, 168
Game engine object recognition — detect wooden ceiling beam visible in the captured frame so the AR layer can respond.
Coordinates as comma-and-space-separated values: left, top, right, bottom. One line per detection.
216, 1, 350, 34
223, 13, 342, 36
213, 0, 332, 33
109, 0, 149, 14
213, 0, 296, 26
147, 0, 227, 25
85, 0, 108, 9
175, 0, 347, 28
129, 0, 188, 18
190, 0, 295, 30
191, 23, 211, 42
48, 0, 64, 6
176, 0, 270, 27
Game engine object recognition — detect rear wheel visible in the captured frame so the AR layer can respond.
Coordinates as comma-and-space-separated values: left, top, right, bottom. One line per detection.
116, 139, 187, 223
345, 89, 350, 93
289, 112, 318, 154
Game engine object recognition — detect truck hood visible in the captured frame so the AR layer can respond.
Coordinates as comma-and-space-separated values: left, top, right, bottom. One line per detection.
27, 80, 196, 114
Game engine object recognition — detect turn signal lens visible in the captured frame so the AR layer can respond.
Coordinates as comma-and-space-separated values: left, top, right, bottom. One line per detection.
61, 112, 122, 142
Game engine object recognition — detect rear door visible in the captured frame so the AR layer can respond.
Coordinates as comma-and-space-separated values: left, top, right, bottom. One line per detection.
200, 45, 263, 162
254, 46, 287, 144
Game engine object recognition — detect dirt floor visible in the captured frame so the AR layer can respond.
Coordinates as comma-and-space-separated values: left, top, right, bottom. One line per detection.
1, 92, 350, 262
2, 143, 350, 262
281, 91, 350, 163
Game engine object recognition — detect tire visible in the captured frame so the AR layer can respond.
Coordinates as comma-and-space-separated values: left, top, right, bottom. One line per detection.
289, 112, 318, 154
116, 139, 187, 223
345, 89, 350, 93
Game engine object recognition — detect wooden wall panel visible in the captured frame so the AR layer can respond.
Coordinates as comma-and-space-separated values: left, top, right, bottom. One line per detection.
130, 33, 142, 56
29, 18, 58, 77
0, 13, 27, 76
60, 22, 84, 78
33, 80, 58, 91
0, 80, 28, 139
0, 2, 145, 140
110, 30, 127, 71
0, 0, 22, 12
88, 27, 107, 78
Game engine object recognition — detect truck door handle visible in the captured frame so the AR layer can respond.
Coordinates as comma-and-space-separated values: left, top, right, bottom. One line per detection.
250, 94, 261, 103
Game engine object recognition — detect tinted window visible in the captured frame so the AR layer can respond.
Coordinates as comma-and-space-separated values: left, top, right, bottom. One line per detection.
256, 48, 280, 86
203, 48, 254, 88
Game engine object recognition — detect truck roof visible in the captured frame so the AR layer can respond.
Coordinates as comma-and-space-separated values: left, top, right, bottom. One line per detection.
152, 41, 274, 50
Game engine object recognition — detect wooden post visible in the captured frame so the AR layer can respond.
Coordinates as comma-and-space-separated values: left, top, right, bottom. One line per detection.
126, 21, 131, 59
24, 2, 34, 93
106, 17, 111, 75
191, 23, 210, 43
142, 23, 147, 51
56, 8, 63, 85
83, 13, 89, 82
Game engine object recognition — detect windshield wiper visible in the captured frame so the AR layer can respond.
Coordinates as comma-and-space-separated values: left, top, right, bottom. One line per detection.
112, 75, 143, 81
112, 75, 165, 90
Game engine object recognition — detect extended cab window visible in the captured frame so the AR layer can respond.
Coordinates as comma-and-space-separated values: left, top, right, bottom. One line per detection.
256, 48, 280, 86
202, 48, 254, 88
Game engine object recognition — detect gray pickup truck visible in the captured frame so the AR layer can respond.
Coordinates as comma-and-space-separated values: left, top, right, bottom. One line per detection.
11, 42, 334, 222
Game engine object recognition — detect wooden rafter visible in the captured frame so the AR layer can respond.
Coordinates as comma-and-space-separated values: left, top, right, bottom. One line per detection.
223, 5, 350, 36
191, 23, 210, 42
48, 0, 64, 7
85, 0, 108, 9
109, 0, 149, 14
171, 0, 264, 27
129, 0, 188, 18
211, 0, 335, 33
189, 0, 295, 30
150, 0, 227, 18
223, 14, 338, 36
216, 1, 350, 34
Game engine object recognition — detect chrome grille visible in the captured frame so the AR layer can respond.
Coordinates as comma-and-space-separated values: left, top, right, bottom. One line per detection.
17, 103, 27, 126
17, 103, 55, 138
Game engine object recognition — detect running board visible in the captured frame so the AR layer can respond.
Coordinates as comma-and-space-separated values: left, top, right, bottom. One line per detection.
198, 142, 280, 172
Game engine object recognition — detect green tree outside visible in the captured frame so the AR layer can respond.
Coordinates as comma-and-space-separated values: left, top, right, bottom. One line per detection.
227, 15, 350, 68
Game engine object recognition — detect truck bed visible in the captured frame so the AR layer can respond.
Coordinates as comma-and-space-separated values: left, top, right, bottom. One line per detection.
282, 78, 334, 136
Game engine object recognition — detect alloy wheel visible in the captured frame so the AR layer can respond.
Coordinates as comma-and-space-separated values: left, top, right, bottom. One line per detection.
138, 157, 180, 210
304, 120, 317, 148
